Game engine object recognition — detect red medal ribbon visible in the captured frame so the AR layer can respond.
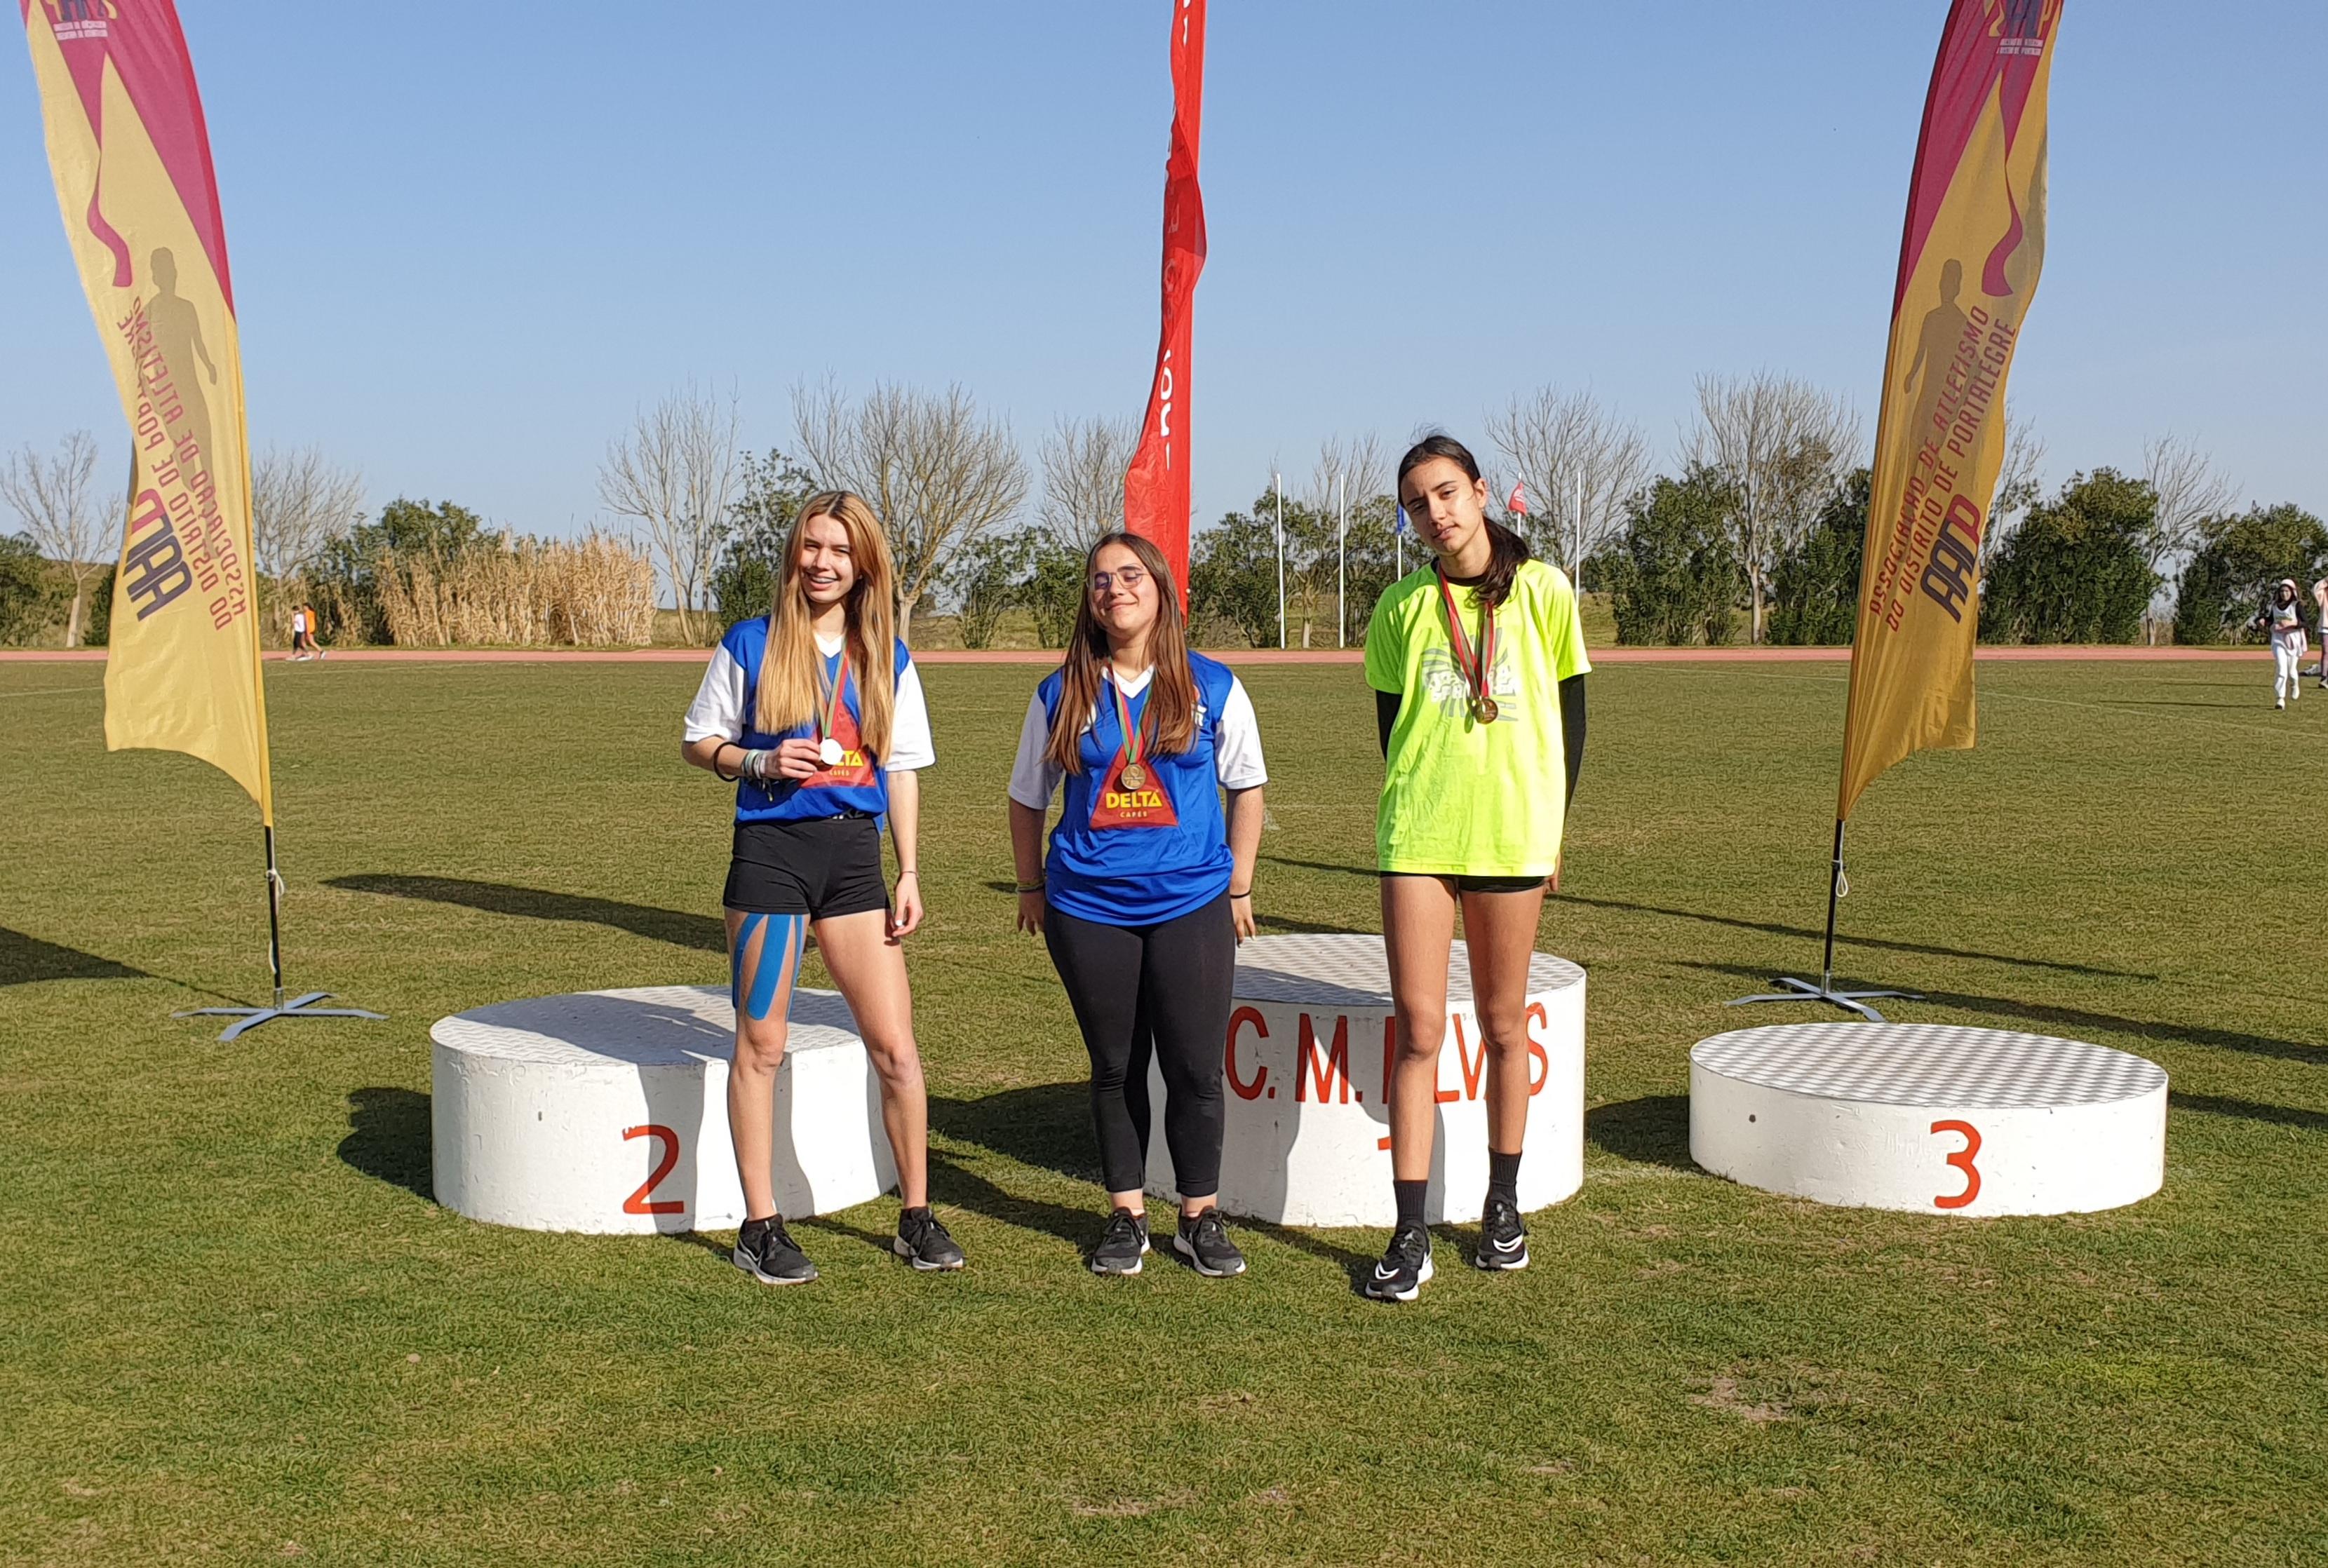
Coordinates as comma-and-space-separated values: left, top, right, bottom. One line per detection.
1436, 569, 1498, 719
818, 654, 851, 751
1110, 674, 1148, 789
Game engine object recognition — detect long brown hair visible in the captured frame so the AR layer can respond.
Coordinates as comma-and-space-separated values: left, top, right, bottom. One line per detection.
753, 490, 897, 759
1397, 432, 1533, 609
1044, 532, 1198, 773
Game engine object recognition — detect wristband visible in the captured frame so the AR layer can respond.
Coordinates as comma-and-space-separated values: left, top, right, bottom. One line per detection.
1015, 879, 1046, 894
896, 869, 919, 879
711, 743, 741, 783
1229, 888, 1253, 898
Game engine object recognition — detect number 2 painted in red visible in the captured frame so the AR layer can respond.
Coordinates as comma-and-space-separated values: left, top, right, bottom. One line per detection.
621, 1123, 685, 1215
1930, 1119, 1982, 1210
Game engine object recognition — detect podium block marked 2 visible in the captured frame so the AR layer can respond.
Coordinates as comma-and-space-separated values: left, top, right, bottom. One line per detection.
431, 985, 896, 1234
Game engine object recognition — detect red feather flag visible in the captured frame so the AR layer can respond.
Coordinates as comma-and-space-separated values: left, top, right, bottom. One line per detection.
1122, 0, 1207, 604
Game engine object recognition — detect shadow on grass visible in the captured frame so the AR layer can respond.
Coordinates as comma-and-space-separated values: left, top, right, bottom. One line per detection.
339, 1087, 433, 1201
0, 927, 150, 986
1681, 961, 2325, 1067
2172, 1092, 2328, 1133
1584, 1095, 1697, 1171
1566, 895, 2156, 980
327, 874, 725, 953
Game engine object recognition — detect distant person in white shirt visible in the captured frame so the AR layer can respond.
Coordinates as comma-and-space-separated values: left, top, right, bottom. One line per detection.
2262, 579, 2306, 710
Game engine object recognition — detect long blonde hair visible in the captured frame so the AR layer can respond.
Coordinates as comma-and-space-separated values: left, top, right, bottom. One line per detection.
753, 491, 897, 759
1045, 532, 1198, 773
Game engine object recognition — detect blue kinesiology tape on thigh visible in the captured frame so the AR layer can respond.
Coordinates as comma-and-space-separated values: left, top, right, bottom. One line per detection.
745, 913, 803, 1023
732, 912, 767, 1013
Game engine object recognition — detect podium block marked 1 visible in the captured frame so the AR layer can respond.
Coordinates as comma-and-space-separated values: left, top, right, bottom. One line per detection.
431, 985, 896, 1234
1689, 1022, 2166, 1217
1146, 933, 1587, 1228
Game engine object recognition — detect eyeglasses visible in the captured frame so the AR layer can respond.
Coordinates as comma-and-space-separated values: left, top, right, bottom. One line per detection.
1089, 567, 1148, 593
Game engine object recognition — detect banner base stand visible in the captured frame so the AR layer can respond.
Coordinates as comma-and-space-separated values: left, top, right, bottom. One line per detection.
1725, 975, 1920, 1025
176, 990, 386, 1043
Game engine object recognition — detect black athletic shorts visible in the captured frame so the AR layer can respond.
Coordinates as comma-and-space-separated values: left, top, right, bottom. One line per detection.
724, 816, 891, 919
1381, 872, 1548, 895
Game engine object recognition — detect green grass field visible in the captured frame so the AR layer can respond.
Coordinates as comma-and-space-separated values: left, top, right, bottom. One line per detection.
3, 654, 2322, 1566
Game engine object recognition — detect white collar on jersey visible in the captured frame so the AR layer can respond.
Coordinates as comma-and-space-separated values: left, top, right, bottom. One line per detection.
1104, 663, 1155, 697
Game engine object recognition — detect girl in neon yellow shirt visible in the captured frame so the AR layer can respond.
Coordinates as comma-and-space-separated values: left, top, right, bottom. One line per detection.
1360, 434, 1589, 1302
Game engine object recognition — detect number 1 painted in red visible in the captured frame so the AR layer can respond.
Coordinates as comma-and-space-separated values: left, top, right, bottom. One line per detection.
1930, 1119, 1982, 1210
621, 1124, 685, 1215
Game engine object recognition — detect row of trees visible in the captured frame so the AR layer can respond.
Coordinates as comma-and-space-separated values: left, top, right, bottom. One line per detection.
4, 373, 2317, 650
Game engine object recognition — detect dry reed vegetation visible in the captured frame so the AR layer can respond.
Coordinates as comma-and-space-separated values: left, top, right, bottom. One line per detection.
376, 532, 656, 647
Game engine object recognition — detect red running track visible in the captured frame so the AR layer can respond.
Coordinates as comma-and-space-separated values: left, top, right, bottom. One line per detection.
0, 645, 2270, 665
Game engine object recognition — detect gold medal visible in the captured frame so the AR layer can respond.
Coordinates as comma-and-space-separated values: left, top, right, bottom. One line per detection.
1122, 763, 1148, 791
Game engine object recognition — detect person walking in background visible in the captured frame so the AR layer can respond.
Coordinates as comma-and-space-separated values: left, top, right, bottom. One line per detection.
288, 602, 311, 660
1361, 433, 1589, 1303
2312, 577, 2328, 688
681, 490, 963, 1285
1007, 532, 1267, 1278
2263, 579, 2306, 710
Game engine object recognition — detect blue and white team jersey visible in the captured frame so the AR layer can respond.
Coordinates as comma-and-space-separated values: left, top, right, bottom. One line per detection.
684, 617, 935, 824
1008, 653, 1267, 927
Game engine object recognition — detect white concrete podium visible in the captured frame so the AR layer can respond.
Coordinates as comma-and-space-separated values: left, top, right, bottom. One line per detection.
1689, 1022, 2166, 1217
1145, 933, 1586, 1227
430, 985, 896, 1233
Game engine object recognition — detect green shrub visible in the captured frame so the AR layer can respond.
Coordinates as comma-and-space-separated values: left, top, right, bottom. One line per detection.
0, 533, 58, 644
2171, 503, 2328, 644
1597, 466, 1741, 646
1767, 468, 1868, 646
1980, 469, 2158, 644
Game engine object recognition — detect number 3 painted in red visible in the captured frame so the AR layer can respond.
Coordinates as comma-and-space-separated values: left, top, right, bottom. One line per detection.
622, 1124, 685, 1215
1930, 1119, 1982, 1210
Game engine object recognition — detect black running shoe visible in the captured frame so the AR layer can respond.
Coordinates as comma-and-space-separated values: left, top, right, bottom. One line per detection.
894, 1207, 965, 1271
1474, 1195, 1530, 1271
1090, 1207, 1150, 1276
732, 1215, 816, 1286
1172, 1208, 1246, 1277
1364, 1222, 1434, 1302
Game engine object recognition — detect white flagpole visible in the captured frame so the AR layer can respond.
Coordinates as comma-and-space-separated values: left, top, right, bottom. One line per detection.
1336, 471, 1347, 649
1274, 471, 1285, 650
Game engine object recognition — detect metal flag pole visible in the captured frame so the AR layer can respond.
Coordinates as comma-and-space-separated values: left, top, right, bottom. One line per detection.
1274, 471, 1286, 650
1728, 817, 1920, 1022
1395, 503, 1404, 577
1335, 472, 1346, 648
171, 826, 387, 1043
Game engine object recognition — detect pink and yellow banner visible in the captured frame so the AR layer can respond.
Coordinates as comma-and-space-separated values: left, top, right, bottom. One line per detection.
1838, 0, 2060, 821
1122, 0, 1206, 604
20, 0, 270, 821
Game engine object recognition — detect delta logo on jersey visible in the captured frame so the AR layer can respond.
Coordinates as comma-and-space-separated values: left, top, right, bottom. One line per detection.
801, 699, 876, 790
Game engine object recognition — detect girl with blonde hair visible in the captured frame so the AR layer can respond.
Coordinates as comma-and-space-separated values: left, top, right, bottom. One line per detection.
682, 491, 962, 1283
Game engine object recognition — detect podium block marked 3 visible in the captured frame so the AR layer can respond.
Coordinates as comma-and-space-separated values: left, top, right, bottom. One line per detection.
1690, 1022, 2166, 1217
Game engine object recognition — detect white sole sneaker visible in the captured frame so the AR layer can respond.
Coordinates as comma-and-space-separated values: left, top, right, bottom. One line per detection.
1171, 1234, 1247, 1277
1365, 1251, 1434, 1302
1090, 1238, 1150, 1277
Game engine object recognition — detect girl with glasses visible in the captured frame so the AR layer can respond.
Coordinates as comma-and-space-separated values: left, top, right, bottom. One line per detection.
1007, 532, 1267, 1277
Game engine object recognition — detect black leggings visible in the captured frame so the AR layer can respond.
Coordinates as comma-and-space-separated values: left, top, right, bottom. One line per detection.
1043, 894, 1235, 1199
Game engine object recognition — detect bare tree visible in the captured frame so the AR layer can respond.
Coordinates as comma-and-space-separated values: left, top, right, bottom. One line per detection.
0, 431, 101, 647
1486, 388, 1652, 574
598, 385, 741, 644
793, 379, 1029, 643
2141, 433, 2238, 577
251, 445, 365, 622
1981, 409, 2047, 575
1037, 414, 1136, 554
1684, 372, 1862, 643
1307, 434, 1388, 518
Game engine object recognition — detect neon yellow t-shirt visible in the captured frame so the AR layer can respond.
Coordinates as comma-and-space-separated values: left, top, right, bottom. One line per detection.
1363, 558, 1592, 877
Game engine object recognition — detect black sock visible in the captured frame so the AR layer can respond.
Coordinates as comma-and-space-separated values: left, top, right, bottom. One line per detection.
1393, 1179, 1429, 1230
900, 1205, 929, 1225
741, 1213, 779, 1240
1487, 1149, 1521, 1208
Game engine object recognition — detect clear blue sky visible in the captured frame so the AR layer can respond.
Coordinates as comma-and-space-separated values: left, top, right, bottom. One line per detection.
4, 1, 2321, 551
